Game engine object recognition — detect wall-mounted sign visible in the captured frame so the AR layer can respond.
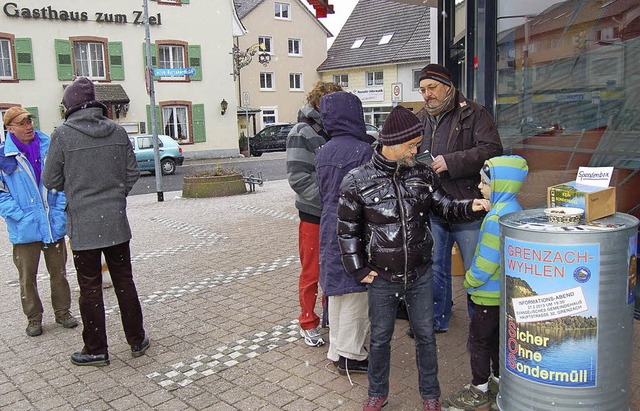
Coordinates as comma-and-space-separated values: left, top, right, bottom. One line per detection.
391, 82, 402, 102
2, 3, 162, 25
153, 67, 196, 77
351, 87, 384, 102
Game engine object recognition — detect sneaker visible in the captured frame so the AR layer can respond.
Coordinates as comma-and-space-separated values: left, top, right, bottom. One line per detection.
55, 312, 79, 329
424, 398, 442, 411
442, 384, 490, 411
26, 320, 42, 337
336, 355, 368, 375
131, 336, 151, 358
299, 327, 325, 347
363, 396, 388, 411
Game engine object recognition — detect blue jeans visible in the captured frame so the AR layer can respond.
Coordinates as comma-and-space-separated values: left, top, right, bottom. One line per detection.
367, 271, 441, 400
430, 216, 481, 331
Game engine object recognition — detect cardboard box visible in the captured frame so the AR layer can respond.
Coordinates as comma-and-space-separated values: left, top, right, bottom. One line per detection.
547, 181, 616, 221
451, 242, 465, 276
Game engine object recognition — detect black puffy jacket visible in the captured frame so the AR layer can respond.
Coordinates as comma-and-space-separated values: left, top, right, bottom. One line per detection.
337, 149, 485, 286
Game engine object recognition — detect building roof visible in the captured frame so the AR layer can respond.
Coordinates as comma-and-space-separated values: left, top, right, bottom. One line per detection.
95, 84, 130, 104
317, 0, 432, 72
234, 0, 332, 36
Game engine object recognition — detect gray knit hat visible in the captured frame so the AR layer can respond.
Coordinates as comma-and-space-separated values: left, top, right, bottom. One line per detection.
379, 106, 423, 146
62, 77, 107, 119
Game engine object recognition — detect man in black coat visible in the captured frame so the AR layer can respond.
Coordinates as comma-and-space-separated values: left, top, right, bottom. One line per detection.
416, 64, 503, 332
337, 106, 490, 411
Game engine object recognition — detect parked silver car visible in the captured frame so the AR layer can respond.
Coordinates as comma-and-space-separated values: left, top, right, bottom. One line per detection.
128, 134, 185, 175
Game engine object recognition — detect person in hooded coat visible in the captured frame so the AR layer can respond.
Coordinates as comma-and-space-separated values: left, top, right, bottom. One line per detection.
286, 81, 342, 347
442, 155, 528, 411
315, 91, 374, 375
42, 77, 148, 367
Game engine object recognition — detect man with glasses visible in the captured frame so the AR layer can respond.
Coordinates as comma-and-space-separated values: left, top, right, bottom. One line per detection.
0, 107, 78, 337
336, 106, 490, 411
416, 64, 503, 333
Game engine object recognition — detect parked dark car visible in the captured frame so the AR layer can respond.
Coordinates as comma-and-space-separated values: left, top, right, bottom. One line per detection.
519, 116, 563, 136
129, 134, 184, 175
249, 123, 295, 157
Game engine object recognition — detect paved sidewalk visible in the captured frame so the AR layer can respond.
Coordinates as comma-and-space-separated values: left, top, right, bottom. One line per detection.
0, 180, 638, 410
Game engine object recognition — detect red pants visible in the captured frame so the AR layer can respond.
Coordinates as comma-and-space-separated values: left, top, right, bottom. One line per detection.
298, 220, 322, 330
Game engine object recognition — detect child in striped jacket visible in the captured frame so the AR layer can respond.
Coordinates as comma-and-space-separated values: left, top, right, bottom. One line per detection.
442, 155, 528, 411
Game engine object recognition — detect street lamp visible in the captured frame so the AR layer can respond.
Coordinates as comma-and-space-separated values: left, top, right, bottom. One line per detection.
231, 43, 271, 80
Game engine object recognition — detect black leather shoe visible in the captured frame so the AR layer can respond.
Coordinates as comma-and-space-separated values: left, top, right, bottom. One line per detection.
70, 351, 109, 367
131, 336, 150, 358
336, 355, 368, 375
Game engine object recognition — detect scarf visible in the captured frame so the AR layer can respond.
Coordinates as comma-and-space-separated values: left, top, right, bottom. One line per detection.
425, 85, 456, 117
10, 133, 42, 186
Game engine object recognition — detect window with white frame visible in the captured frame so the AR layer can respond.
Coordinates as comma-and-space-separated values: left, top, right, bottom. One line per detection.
379, 33, 394, 45
274, 2, 290, 19
0, 108, 9, 141
366, 71, 384, 86
412, 69, 421, 89
289, 73, 303, 91
260, 72, 274, 90
333, 74, 348, 88
288, 38, 301, 55
73, 41, 106, 79
261, 107, 277, 125
0, 38, 14, 79
158, 44, 186, 80
258, 36, 273, 54
162, 105, 190, 141
351, 38, 365, 49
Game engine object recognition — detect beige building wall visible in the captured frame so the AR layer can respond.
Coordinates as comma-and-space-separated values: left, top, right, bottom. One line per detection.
1, 0, 240, 157
236, 0, 329, 130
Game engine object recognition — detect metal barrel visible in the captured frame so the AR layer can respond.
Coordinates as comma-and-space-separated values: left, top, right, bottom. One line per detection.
498, 210, 638, 410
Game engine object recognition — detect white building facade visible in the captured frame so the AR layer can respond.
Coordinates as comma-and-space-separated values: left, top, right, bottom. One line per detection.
1, 0, 243, 158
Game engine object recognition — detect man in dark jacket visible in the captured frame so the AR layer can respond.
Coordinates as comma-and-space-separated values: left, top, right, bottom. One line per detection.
416, 64, 503, 332
316, 91, 374, 375
337, 106, 490, 411
286, 81, 342, 347
42, 77, 148, 367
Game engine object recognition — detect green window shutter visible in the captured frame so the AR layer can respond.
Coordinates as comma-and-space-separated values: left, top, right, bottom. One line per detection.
188, 45, 202, 81
181, 0, 190, 4
142, 43, 157, 70
14, 38, 34, 80
146, 105, 162, 136
25, 107, 40, 130
192, 104, 206, 143
108, 42, 125, 81
55, 39, 73, 81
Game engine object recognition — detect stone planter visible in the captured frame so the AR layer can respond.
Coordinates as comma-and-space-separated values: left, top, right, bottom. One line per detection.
182, 173, 246, 198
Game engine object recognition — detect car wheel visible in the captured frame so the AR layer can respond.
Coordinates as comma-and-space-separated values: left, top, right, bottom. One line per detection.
161, 158, 176, 175
251, 150, 263, 157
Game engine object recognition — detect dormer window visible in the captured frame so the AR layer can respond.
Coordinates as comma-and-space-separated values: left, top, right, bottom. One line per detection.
351, 37, 366, 49
379, 33, 394, 45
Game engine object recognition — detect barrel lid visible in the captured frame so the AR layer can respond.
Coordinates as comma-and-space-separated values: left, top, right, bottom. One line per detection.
499, 209, 639, 233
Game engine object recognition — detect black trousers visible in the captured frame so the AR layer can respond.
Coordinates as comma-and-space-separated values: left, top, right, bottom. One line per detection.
468, 301, 499, 386
73, 241, 145, 354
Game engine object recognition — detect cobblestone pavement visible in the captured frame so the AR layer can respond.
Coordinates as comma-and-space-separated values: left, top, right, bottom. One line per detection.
0, 180, 638, 410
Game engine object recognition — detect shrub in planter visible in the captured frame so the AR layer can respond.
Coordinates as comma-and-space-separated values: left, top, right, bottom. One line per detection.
182, 165, 247, 198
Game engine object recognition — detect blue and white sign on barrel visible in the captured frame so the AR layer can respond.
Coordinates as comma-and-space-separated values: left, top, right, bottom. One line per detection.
153, 67, 196, 77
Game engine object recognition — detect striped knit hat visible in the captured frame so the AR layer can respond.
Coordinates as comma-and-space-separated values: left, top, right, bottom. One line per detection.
379, 106, 423, 146
418, 63, 453, 87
